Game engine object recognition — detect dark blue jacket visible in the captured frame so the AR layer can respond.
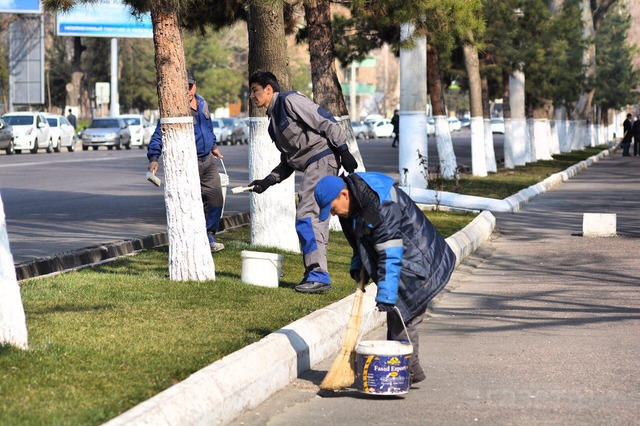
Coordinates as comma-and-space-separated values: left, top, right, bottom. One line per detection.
147, 94, 216, 161
339, 172, 457, 321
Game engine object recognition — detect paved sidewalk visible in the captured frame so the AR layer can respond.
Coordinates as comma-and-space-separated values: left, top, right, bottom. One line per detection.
233, 152, 640, 425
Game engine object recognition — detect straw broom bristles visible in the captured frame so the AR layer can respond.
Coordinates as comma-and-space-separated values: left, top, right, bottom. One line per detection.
319, 273, 366, 390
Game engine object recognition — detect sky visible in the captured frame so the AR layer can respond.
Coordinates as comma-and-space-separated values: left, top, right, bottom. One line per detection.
0, 0, 40, 12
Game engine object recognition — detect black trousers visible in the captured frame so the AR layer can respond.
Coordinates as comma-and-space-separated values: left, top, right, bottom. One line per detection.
386, 306, 426, 379
634, 136, 640, 156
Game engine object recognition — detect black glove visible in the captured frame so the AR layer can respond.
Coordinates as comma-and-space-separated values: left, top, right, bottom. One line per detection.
340, 150, 358, 173
376, 302, 395, 312
249, 176, 275, 194
350, 269, 360, 281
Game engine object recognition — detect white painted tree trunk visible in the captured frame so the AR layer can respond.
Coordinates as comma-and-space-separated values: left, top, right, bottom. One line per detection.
504, 118, 514, 169
337, 116, 365, 172
249, 117, 299, 252
433, 116, 457, 179
549, 118, 560, 155
398, 23, 429, 189
162, 125, 216, 281
0, 192, 28, 349
526, 118, 535, 163
509, 71, 526, 166
470, 117, 487, 177
556, 107, 569, 152
566, 120, 577, 152
483, 118, 497, 172
533, 119, 553, 160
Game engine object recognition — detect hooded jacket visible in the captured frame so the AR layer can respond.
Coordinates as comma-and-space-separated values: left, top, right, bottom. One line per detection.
339, 172, 456, 321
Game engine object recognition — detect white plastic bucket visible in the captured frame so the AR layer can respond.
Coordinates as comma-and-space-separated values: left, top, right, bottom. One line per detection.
355, 340, 413, 395
240, 250, 284, 288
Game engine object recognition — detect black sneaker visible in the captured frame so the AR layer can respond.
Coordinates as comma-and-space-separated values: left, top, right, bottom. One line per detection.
294, 281, 332, 294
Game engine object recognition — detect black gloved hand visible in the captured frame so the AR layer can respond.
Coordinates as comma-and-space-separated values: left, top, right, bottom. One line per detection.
350, 269, 360, 282
249, 176, 275, 194
376, 302, 395, 312
340, 150, 358, 173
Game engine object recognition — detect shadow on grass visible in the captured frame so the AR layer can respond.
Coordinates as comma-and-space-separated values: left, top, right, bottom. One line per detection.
29, 304, 117, 314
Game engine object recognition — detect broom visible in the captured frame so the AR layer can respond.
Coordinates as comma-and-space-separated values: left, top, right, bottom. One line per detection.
319, 269, 367, 390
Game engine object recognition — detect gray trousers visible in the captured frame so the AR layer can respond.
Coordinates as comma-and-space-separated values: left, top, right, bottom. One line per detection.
198, 153, 224, 239
295, 153, 340, 283
387, 307, 427, 379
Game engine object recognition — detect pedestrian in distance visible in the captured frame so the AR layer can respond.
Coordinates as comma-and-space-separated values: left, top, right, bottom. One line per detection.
314, 172, 457, 384
622, 113, 633, 157
391, 109, 399, 148
147, 69, 226, 253
248, 71, 359, 294
67, 109, 77, 129
632, 114, 640, 157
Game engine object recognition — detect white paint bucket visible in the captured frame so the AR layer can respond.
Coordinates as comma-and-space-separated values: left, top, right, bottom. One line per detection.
355, 340, 413, 395
240, 250, 284, 288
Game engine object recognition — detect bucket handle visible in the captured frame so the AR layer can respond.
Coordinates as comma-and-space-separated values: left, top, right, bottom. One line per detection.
269, 258, 284, 278
218, 157, 228, 176
357, 304, 413, 348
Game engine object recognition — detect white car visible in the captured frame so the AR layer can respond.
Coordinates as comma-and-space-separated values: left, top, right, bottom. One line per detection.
211, 119, 229, 144
372, 119, 394, 138
2, 112, 52, 154
448, 117, 462, 132
120, 114, 153, 149
45, 114, 77, 152
490, 118, 505, 134
427, 118, 435, 135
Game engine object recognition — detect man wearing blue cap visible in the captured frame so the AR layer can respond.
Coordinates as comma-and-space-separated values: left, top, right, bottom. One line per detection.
315, 172, 456, 383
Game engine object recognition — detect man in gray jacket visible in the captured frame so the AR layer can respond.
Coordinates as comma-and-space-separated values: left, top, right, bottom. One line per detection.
249, 71, 358, 294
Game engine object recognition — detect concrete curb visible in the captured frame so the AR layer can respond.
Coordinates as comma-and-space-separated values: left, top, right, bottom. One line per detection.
15, 213, 250, 281
103, 211, 496, 426
403, 145, 617, 213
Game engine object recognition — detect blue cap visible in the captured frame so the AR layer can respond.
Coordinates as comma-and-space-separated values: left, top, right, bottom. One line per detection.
315, 175, 345, 221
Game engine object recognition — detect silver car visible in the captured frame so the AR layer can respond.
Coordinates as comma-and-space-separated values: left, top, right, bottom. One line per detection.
0, 118, 14, 155
81, 117, 131, 151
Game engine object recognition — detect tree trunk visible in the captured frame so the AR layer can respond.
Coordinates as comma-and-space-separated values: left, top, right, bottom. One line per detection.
150, 5, 215, 281
247, 1, 299, 252
427, 45, 456, 179
481, 74, 497, 172
462, 39, 487, 177
66, 37, 84, 115
0, 192, 28, 349
304, 0, 365, 172
398, 23, 429, 189
509, 70, 527, 165
502, 69, 515, 169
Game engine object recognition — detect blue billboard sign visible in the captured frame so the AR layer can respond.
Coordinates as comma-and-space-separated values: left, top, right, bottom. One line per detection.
0, 0, 41, 14
56, 0, 152, 38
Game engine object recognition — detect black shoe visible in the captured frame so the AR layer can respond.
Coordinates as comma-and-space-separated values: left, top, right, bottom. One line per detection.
410, 370, 427, 386
295, 281, 332, 294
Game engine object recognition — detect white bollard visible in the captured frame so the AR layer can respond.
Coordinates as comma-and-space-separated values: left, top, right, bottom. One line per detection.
582, 213, 616, 237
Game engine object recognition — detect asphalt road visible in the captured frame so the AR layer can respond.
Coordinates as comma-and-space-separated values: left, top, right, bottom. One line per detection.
1, 128, 503, 263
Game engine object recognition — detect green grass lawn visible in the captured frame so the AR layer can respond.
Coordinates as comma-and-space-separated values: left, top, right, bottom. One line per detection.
438, 146, 610, 199
0, 211, 474, 425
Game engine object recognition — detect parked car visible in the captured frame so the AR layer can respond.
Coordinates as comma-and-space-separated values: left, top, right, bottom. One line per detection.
351, 121, 369, 139
221, 117, 244, 145
427, 118, 435, 135
44, 114, 76, 152
80, 117, 131, 150
211, 118, 230, 144
238, 117, 250, 144
3, 112, 52, 154
448, 117, 462, 132
120, 114, 153, 149
0, 118, 14, 155
490, 117, 505, 134
372, 119, 394, 138
460, 117, 471, 128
